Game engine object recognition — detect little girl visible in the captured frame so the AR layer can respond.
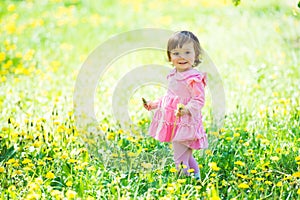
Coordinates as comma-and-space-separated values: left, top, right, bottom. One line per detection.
143, 31, 208, 179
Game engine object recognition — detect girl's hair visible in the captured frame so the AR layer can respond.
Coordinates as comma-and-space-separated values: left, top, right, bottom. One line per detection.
167, 31, 202, 67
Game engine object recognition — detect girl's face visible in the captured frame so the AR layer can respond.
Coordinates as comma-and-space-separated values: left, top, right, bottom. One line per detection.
170, 42, 195, 72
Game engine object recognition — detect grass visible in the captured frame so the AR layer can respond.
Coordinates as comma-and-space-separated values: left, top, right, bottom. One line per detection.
0, 0, 300, 199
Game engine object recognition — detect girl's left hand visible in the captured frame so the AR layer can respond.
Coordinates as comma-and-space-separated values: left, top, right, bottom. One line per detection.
176, 107, 191, 117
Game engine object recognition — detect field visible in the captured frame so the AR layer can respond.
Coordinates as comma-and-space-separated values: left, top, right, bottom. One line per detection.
0, 0, 300, 199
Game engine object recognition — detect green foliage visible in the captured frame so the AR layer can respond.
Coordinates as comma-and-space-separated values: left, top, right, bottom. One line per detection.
0, 0, 299, 199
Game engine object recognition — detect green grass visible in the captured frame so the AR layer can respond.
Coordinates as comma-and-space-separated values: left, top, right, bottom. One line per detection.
0, 0, 300, 199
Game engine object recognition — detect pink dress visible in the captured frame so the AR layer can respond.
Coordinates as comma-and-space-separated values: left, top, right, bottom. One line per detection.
148, 68, 208, 150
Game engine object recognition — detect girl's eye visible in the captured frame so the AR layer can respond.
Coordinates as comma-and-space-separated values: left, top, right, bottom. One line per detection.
185, 51, 190, 54
172, 52, 179, 56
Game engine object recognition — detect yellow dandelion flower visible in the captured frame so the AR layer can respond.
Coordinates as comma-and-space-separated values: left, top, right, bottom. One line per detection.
292, 172, 300, 178
180, 164, 187, 169
177, 179, 186, 184
187, 168, 195, 173
250, 170, 257, 174
7, 4, 16, 12
295, 156, 300, 161
297, 189, 300, 194
141, 162, 153, 169
61, 153, 68, 159
237, 173, 247, 179
276, 181, 283, 187
0, 52, 6, 62
167, 186, 175, 193
234, 161, 245, 167
68, 158, 77, 163
6, 158, 16, 165
208, 162, 220, 171
275, 148, 282, 153
0, 166, 5, 173
22, 158, 32, 164
51, 189, 62, 198
265, 181, 272, 185
23, 49, 35, 61
238, 182, 249, 189
170, 167, 177, 173
35, 177, 43, 185
205, 149, 212, 156
233, 133, 240, 137
66, 190, 76, 199
45, 172, 55, 179
66, 181, 72, 187
87, 166, 96, 171
127, 152, 136, 157
256, 177, 264, 181
195, 185, 202, 190
270, 156, 279, 161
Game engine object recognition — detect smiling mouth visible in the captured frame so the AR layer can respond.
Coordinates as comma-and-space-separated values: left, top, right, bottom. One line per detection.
178, 61, 188, 64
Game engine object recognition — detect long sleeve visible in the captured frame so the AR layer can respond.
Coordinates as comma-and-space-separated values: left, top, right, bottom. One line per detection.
185, 74, 206, 118
148, 97, 162, 110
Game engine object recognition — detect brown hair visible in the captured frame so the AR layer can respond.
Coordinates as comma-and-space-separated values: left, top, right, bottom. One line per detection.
167, 31, 202, 67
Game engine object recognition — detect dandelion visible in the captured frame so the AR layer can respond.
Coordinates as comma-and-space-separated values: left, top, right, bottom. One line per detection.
6, 158, 16, 165
205, 149, 212, 156
187, 168, 195, 173
170, 167, 177, 173
7, 4, 16, 12
298, 189, 300, 195
243, 141, 249, 146
270, 156, 279, 161
237, 173, 247, 179
195, 185, 202, 190
66, 181, 72, 187
265, 181, 272, 185
177, 179, 186, 184
276, 181, 283, 187
68, 158, 77, 163
66, 190, 77, 199
22, 158, 32, 165
208, 162, 220, 171
87, 166, 96, 171
127, 152, 136, 157
292, 172, 300, 178
180, 164, 187, 169
234, 161, 245, 167
0, 166, 5, 173
141, 162, 153, 169
166, 186, 175, 193
295, 156, 300, 162
233, 132, 240, 137
238, 182, 249, 189
0, 52, 5, 62
45, 172, 55, 179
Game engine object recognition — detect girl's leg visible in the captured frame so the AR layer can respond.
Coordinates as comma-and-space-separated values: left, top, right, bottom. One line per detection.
189, 154, 200, 179
172, 141, 192, 175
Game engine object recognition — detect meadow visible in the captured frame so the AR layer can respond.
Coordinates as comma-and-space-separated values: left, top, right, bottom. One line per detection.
0, 0, 299, 199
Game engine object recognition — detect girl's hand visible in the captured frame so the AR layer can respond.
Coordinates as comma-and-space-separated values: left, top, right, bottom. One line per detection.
175, 104, 190, 117
142, 98, 151, 111
176, 107, 191, 117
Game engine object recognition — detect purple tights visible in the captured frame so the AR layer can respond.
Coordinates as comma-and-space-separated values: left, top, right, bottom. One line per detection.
172, 141, 200, 175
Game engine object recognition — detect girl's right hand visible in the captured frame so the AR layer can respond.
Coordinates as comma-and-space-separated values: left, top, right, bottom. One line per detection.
142, 98, 151, 111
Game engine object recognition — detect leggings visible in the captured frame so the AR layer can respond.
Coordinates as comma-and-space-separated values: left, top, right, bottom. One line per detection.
172, 141, 200, 175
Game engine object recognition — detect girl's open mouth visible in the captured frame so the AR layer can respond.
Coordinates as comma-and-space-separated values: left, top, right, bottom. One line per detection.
178, 61, 188, 64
